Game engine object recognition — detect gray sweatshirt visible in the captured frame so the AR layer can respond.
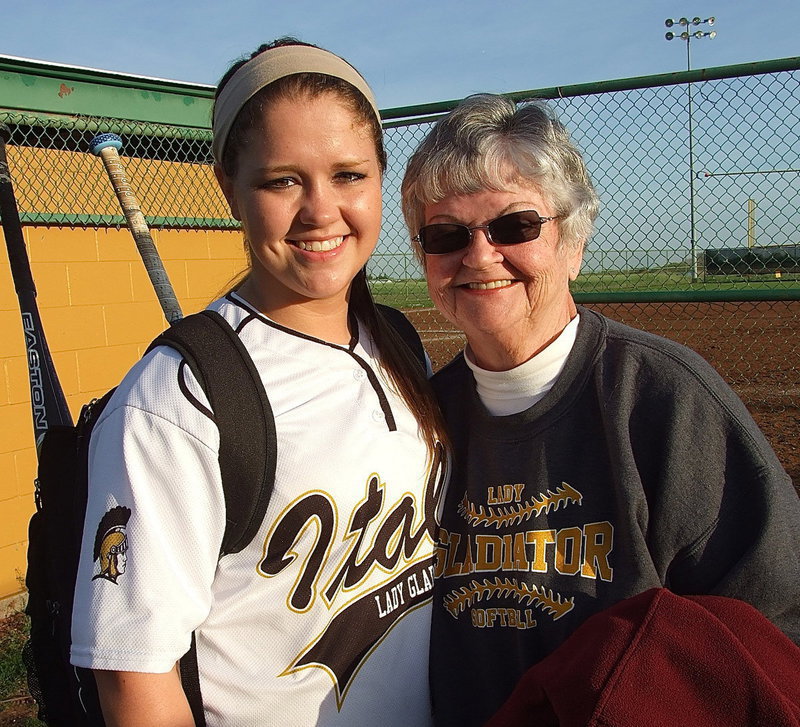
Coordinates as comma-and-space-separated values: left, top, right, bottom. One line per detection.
430, 306, 800, 727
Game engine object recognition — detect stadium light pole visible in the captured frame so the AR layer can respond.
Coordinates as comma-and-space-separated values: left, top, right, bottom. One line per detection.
665, 16, 716, 282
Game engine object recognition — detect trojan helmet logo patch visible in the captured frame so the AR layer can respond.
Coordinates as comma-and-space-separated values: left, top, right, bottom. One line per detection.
92, 506, 132, 584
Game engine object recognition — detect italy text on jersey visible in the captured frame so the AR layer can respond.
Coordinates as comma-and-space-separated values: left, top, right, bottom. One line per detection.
258, 441, 447, 705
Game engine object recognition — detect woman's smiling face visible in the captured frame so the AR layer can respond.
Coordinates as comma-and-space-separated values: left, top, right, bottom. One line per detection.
422, 181, 583, 370
217, 92, 383, 322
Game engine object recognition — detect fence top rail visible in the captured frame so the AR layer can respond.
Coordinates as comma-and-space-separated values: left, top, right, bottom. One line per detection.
381, 55, 800, 121
0, 110, 212, 144
1, 53, 799, 129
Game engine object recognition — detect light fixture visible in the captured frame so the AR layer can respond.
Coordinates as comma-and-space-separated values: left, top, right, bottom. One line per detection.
664, 17, 717, 47
663, 14, 719, 282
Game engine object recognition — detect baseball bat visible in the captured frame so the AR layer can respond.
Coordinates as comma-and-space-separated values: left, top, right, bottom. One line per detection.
89, 133, 183, 324
0, 124, 73, 448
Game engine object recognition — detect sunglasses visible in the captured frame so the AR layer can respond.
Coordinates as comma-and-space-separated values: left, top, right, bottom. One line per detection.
414, 210, 562, 255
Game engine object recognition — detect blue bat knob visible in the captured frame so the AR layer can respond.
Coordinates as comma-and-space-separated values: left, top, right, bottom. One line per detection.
90, 133, 123, 155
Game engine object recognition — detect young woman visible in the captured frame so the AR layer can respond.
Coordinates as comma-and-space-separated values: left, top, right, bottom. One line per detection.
70, 39, 446, 726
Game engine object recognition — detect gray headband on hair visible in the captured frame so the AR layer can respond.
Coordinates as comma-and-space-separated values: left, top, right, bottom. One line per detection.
212, 45, 381, 164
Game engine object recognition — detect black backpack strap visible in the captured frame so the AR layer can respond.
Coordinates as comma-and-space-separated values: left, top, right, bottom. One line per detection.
148, 310, 277, 726
377, 304, 426, 372
177, 633, 204, 727
148, 309, 276, 556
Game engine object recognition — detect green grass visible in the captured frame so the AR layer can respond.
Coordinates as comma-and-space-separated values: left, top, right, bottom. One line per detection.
370, 279, 433, 309
0, 613, 28, 702
571, 268, 798, 293
0, 612, 43, 726
368, 272, 798, 312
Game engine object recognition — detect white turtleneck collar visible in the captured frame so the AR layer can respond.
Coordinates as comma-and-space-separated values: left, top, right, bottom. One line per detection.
464, 315, 580, 416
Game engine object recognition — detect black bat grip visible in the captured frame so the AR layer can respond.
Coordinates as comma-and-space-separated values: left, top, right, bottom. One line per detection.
0, 124, 37, 296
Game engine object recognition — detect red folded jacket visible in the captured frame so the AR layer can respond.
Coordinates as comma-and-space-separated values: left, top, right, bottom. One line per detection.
485, 588, 800, 727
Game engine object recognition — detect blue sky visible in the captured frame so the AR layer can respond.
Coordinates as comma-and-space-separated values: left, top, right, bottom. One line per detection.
2, 0, 797, 109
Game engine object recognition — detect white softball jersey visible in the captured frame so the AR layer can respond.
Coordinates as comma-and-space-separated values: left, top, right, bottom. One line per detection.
71, 294, 446, 726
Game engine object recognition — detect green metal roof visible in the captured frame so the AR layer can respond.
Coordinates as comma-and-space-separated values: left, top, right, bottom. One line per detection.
0, 55, 214, 128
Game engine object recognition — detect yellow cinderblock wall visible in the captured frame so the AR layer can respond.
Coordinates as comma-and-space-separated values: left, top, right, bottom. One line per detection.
9, 146, 228, 221
0, 224, 247, 602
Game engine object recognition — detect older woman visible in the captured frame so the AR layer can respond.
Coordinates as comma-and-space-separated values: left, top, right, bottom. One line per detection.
401, 94, 800, 727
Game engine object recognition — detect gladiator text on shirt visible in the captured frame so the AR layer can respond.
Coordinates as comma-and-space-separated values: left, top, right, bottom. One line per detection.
436, 482, 615, 629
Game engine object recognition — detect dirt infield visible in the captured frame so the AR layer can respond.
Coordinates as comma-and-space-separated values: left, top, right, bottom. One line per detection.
406, 301, 800, 486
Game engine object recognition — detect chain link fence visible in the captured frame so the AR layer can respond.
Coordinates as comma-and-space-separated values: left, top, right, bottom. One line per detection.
1, 113, 226, 226
1, 59, 798, 479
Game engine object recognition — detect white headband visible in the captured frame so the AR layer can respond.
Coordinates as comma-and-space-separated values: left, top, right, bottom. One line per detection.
212, 45, 381, 164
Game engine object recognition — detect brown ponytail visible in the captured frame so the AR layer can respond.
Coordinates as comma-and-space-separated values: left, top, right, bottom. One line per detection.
349, 269, 447, 461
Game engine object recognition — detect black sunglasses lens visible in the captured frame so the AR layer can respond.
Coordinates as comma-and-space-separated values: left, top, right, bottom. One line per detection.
488, 211, 543, 245
418, 211, 547, 253
419, 224, 469, 254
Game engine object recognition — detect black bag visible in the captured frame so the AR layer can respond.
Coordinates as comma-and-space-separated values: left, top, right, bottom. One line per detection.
23, 305, 425, 726
23, 310, 276, 726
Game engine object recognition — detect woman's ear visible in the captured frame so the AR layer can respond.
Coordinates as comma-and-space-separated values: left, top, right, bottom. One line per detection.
411, 238, 427, 272
568, 243, 585, 282
214, 163, 241, 221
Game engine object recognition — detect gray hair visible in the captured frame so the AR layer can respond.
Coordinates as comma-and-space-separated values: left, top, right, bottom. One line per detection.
401, 94, 600, 255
